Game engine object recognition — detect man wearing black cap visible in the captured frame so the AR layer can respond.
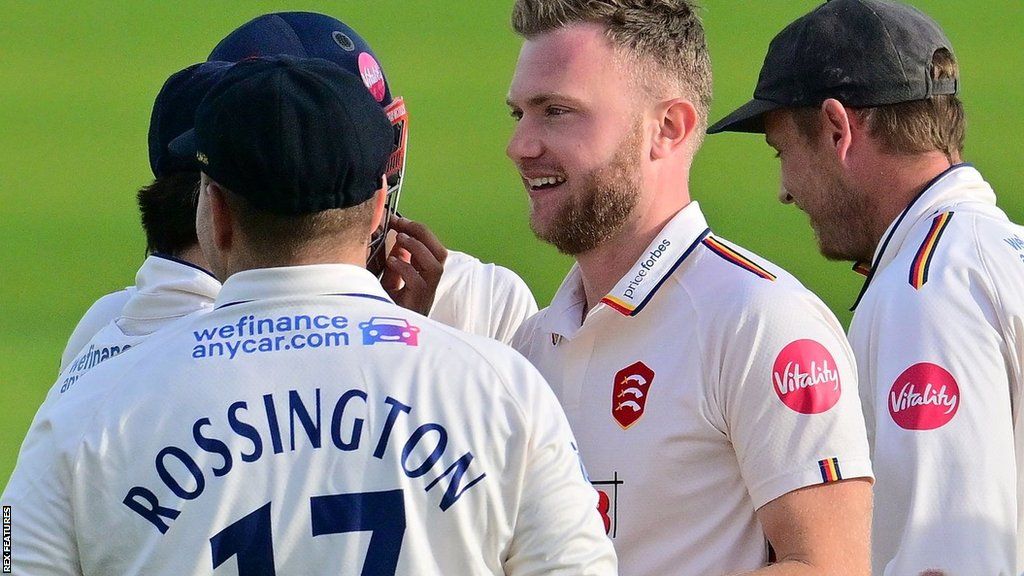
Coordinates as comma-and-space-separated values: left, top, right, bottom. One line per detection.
710, 0, 1024, 573
208, 11, 539, 344
0, 56, 615, 574
57, 62, 227, 380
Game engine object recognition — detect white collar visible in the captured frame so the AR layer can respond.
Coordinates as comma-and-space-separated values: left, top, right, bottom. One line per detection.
851, 164, 995, 309
540, 202, 711, 338
215, 264, 391, 309
120, 254, 220, 322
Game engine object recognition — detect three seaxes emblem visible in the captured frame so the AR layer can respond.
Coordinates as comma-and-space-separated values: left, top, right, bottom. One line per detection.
612, 361, 655, 429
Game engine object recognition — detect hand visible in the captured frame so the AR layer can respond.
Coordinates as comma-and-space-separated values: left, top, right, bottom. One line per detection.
380, 216, 448, 316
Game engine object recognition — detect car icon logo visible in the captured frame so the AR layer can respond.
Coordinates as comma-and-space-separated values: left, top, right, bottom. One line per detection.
359, 316, 420, 346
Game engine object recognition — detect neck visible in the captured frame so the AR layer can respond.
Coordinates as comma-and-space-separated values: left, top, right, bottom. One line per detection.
223, 244, 369, 279
862, 153, 954, 259
576, 187, 689, 315
170, 244, 210, 271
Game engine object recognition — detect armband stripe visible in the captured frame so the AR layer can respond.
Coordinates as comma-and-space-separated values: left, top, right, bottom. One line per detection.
909, 212, 954, 289
818, 457, 842, 483
702, 237, 776, 281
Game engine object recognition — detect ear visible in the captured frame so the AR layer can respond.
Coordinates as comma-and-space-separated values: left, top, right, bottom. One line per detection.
206, 179, 234, 252
820, 99, 853, 164
369, 175, 388, 236
651, 98, 698, 160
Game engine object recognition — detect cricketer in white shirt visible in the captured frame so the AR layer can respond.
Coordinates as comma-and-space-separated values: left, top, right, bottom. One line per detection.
2, 264, 614, 575
60, 248, 536, 376
513, 202, 873, 575
58, 253, 220, 374
846, 164, 1024, 575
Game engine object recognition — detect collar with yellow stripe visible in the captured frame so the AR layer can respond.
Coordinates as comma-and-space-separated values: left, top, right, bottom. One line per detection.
850, 163, 971, 310
599, 203, 775, 318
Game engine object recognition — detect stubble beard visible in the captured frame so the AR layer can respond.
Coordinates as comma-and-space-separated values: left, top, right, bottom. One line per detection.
808, 178, 876, 263
530, 125, 642, 256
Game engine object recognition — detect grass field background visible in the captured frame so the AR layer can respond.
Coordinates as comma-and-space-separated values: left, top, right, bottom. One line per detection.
2, 1, 1022, 489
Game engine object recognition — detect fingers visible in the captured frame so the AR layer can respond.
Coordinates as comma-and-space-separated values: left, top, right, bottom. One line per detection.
392, 232, 443, 288
389, 216, 448, 267
384, 255, 434, 316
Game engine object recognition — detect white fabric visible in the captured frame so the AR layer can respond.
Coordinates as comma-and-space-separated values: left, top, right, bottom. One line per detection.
58, 254, 220, 373
512, 202, 872, 576
429, 251, 538, 346
59, 290, 132, 372
847, 164, 1024, 575
3, 264, 615, 575
59, 251, 536, 372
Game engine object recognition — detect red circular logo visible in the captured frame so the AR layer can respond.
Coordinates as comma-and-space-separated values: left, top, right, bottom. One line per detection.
772, 340, 842, 414
888, 363, 959, 430
358, 52, 386, 102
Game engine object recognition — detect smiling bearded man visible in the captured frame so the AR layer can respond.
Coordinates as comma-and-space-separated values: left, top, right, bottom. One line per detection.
506, 1, 874, 575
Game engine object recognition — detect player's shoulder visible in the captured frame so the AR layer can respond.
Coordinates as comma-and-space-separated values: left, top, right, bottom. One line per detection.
885, 207, 1023, 292
60, 287, 136, 370
678, 234, 825, 318
37, 316, 184, 454
441, 250, 532, 294
428, 309, 537, 370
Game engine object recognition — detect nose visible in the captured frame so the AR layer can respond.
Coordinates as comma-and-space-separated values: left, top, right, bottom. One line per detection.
506, 120, 542, 163
778, 184, 794, 205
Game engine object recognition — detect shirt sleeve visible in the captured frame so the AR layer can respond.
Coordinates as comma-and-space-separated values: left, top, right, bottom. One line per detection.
486, 265, 539, 346
1, 407, 83, 575
713, 287, 873, 510
864, 257, 1016, 575
59, 290, 131, 372
503, 360, 617, 576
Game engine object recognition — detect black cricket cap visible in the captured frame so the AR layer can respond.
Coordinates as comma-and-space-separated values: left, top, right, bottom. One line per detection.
148, 61, 233, 178
169, 55, 394, 215
708, 0, 958, 135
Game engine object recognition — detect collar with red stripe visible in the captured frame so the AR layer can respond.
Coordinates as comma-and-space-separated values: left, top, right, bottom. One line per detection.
598, 202, 711, 317
849, 163, 989, 310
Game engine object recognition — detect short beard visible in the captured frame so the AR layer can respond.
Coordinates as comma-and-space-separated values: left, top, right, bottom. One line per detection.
532, 125, 642, 255
809, 178, 877, 263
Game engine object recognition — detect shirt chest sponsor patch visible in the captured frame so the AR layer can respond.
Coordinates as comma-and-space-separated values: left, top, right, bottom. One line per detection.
772, 340, 841, 414
888, 362, 959, 430
612, 361, 655, 429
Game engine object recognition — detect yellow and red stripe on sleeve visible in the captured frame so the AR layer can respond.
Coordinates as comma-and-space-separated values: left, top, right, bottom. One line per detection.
909, 212, 954, 290
702, 237, 776, 281
818, 457, 843, 483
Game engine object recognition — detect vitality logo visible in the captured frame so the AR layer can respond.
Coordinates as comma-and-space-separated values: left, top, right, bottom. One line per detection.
889, 362, 959, 430
772, 340, 841, 414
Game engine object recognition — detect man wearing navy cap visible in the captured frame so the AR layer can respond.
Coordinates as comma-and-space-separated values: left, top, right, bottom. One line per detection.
710, 0, 1024, 573
209, 12, 538, 344
1, 56, 615, 575
56, 62, 227, 382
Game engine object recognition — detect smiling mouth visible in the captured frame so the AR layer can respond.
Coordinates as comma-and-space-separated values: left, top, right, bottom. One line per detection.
524, 175, 566, 193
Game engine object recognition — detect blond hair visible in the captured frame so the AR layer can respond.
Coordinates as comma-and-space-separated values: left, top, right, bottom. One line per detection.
512, 0, 713, 135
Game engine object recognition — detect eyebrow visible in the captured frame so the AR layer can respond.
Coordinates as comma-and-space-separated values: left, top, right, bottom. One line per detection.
506, 93, 585, 109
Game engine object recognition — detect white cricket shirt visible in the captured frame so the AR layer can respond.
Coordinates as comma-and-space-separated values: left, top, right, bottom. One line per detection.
60, 250, 537, 371
513, 202, 873, 575
58, 253, 220, 373
847, 164, 1024, 575
429, 250, 538, 346
2, 264, 615, 575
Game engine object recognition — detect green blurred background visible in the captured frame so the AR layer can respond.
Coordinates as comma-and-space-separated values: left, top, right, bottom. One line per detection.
2, 1, 1021, 488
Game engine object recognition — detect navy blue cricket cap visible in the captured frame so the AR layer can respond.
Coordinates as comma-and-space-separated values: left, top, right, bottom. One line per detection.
708, 0, 958, 135
168, 55, 394, 215
208, 12, 394, 108
148, 61, 233, 178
